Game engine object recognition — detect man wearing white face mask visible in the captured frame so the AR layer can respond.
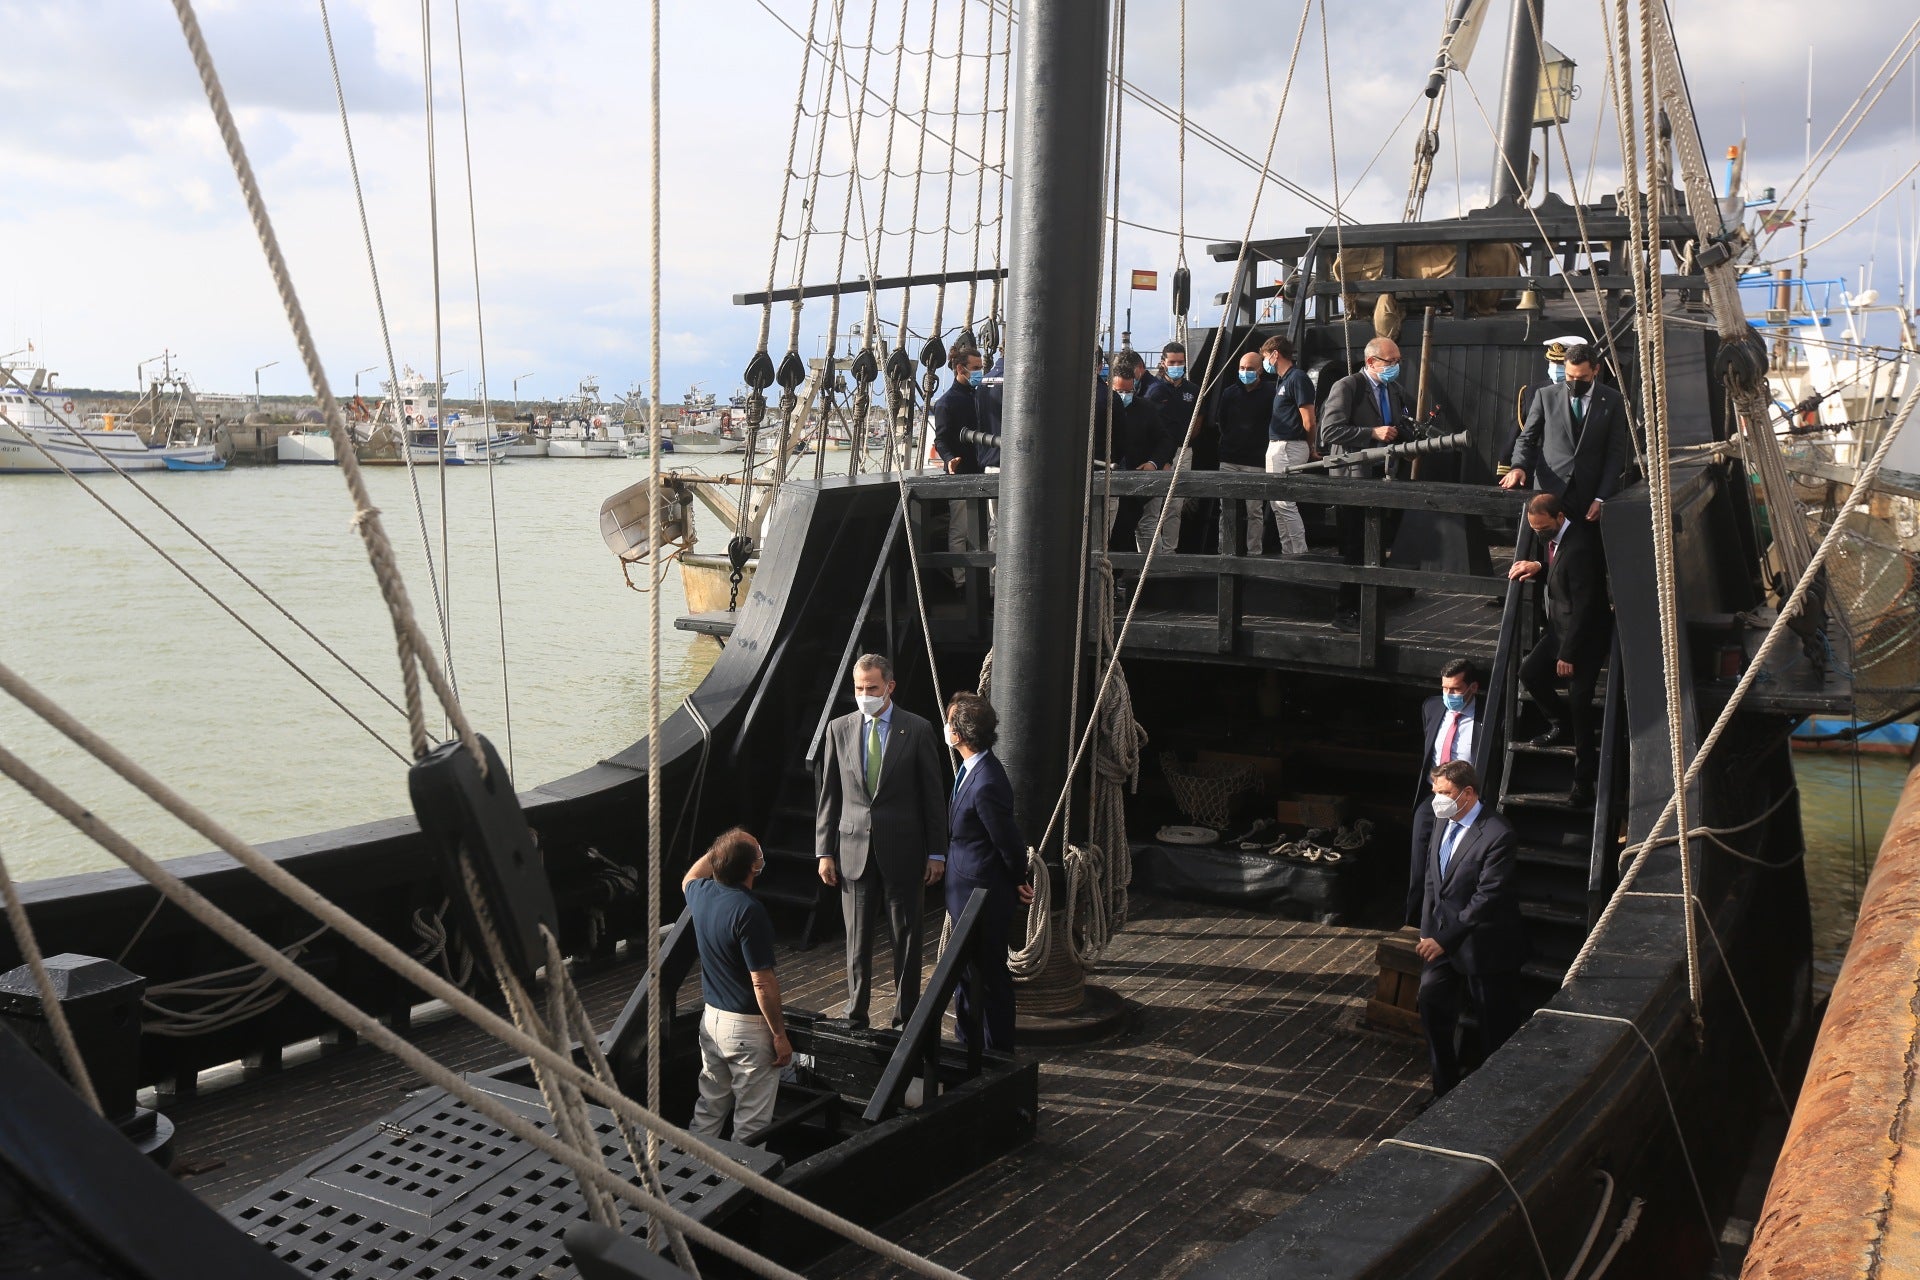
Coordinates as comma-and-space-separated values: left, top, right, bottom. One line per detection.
939, 692, 1034, 1053
815, 654, 949, 1030
1406, 658, 1480, 925
1415, 761, 1528, 1098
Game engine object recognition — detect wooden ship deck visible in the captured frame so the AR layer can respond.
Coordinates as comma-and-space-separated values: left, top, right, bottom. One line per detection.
167, 893, 1425, 1275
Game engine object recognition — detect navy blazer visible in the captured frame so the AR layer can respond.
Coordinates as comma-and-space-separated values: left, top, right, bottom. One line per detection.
945, 751, 1027, 893
1419, 805, 1529, 976
1413, 694, 1485, 802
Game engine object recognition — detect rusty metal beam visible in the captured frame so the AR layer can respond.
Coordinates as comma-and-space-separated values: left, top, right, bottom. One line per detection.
1743, 755, 1920, 1279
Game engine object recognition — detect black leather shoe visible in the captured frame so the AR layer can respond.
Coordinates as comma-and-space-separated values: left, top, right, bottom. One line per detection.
1568, 782, 1595, 807
1333, 607, 1360, 633
1531, 726, 1568, 748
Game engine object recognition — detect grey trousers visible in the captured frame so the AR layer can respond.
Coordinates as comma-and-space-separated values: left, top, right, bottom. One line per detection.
1218, 461, 1269, 554
841, 864, 924, 1027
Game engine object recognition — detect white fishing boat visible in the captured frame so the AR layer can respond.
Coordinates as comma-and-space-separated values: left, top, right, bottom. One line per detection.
277, 429, 341, 464
664, 427, 736, 455
403, 423, 512, 465
504, 422, 550, 457
1, 363, 219, 474
548, 414, 645, 458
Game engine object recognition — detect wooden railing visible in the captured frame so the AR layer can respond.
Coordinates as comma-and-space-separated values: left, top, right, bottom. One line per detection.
905, 469, 1521, 673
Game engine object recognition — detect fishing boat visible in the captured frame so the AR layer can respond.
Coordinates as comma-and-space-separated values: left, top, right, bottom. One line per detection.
161, 455, 228, 472
505, 419, 553, 457
402, 421, 513, 465
6, 2, 1920, 1279
549, 415, 648, 458
1, 362, 222, 474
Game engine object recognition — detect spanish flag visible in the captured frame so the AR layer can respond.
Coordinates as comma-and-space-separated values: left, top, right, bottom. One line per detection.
1130, 269, 1158, 291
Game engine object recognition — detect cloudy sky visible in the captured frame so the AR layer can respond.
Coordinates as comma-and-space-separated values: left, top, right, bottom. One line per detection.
3, 0, 1915, 405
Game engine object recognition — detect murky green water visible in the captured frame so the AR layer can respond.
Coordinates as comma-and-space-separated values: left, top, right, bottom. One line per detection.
0, 456, 729, 882
1796, 749, 1909, 994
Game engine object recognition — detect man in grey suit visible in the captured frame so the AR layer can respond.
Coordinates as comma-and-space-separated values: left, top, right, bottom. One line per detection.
815, 654, 948, 1029
1500, 343, 1632, 523
1416, 760, 1529, 1097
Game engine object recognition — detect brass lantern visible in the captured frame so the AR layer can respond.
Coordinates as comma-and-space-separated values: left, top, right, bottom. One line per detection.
1533, 42, 1577, 127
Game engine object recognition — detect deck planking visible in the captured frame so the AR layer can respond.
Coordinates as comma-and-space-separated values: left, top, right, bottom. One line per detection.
167, 894, 1426, 1278
825, 904, 1427, 1279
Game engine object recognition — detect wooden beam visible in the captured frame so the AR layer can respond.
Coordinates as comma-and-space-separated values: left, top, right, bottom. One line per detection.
734, 266, 1008, 307
905, 470, 1526, 517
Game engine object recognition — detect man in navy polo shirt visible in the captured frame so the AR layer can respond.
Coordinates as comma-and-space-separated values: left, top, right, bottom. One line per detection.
1259, 333, 1317, 556
682, 827, 791, 1143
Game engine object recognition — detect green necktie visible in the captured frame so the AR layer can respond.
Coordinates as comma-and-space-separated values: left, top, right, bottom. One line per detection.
865, 717, 883, 797
1571, 395, 1585, 427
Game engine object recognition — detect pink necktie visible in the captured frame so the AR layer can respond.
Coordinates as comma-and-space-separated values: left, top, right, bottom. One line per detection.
1438, 711, 1459, 762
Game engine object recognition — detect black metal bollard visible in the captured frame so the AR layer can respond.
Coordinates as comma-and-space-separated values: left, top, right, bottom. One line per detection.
0, 952, 174, 1164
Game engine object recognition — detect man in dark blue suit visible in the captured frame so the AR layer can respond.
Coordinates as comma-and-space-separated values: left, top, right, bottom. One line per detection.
1406, 658, 1482, 925
1416, 760, 1529, 1097
941, 692, 1034, 1053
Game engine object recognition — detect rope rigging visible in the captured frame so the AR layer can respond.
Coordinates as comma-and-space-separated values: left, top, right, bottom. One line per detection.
318, 0, 456, 713
0, 403, 410, 762
420, 0, 459, 710
0, 660, 965, 1278
1628, 0, 1702, 1031
447, 0, 515, 779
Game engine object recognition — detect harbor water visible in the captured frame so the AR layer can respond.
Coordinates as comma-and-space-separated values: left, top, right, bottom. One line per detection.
1, 455, 726, 882
0, 456, 1905, 989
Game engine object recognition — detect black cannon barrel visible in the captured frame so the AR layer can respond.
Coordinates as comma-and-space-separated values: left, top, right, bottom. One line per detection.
1276, 429, 1469, 475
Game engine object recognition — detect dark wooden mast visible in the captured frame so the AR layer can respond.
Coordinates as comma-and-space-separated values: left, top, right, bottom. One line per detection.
1490, 0, 1546, 206
992, 0, 1108, 855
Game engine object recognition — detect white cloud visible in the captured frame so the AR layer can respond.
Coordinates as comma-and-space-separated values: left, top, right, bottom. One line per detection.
4, 0, 1915, 399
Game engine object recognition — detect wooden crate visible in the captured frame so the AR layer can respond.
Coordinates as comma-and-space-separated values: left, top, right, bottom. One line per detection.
1364, 926, 1425, 1039
1275, 793, 1354, 830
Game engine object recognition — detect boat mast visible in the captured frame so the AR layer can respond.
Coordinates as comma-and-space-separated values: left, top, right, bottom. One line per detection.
1489, 0, 1545, 206
992, 0, 1108, 853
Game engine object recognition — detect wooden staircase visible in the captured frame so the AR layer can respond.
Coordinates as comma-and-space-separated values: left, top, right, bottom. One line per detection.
1491, 598, 1627, 993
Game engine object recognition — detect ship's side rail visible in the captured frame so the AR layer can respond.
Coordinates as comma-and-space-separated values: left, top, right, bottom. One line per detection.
1192, 465, 1815, 1278
906, 469, 1518, 680
5, 478, 915, 1099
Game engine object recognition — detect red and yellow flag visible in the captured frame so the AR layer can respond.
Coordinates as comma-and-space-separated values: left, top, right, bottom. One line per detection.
1130, 269, 1158, 291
